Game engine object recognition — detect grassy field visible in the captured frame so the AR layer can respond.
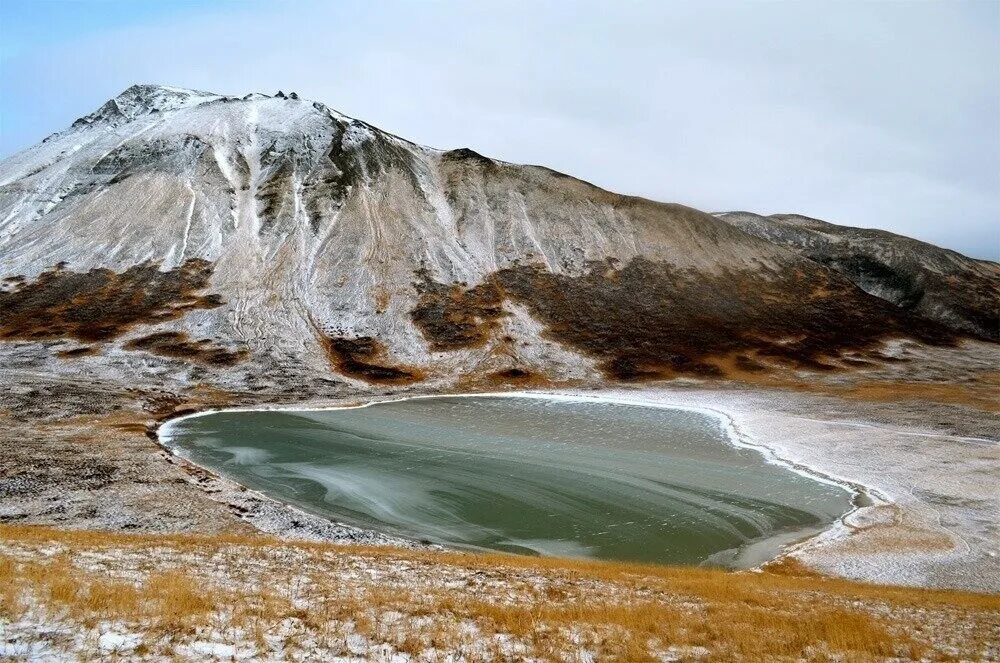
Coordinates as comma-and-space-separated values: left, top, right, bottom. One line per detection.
2, 524, 997, 661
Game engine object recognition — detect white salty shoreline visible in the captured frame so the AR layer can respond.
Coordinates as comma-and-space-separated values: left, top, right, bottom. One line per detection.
576, 386, 999, 591
157, 388, 878, 575
156, 384, 1000, 591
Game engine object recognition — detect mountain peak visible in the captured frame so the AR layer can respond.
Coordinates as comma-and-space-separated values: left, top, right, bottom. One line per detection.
0, 80, 996, 399
73, 84, 221, 128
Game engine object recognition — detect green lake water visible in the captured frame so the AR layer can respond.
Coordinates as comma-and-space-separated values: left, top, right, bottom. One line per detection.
161, 396, 853, 566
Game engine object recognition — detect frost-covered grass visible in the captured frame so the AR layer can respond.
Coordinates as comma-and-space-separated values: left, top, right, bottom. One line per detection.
1, 525, 997, 661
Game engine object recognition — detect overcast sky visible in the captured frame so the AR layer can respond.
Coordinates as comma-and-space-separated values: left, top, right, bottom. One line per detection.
1, 0, 997, 259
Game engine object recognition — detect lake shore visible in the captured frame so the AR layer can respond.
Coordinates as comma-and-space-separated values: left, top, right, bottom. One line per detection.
1, 364, 996, 593
2, 366, 997, 659
152, 385, 998, 592
160, 394, 858, 569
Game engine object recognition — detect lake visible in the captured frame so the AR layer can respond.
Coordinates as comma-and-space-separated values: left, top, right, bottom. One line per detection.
160, 395, 853, 566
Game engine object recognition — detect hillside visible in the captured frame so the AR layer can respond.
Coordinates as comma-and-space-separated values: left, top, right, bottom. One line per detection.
718, 211, 999, 340
2, 85, 994, 393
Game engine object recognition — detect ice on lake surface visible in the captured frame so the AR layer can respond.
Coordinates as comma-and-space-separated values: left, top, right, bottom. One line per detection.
164, 396, 853, 566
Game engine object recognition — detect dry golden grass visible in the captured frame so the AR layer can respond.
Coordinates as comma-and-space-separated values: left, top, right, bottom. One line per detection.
145, 571, 218, 630
1, 554, 232, 633
1, 524, 997, 661
0, 553, 21, 619
838, 377, 1000, 412
2, 523, 996, 610
702, 351, 1000, 412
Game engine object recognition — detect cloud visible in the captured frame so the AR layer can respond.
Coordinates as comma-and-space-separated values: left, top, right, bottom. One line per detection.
1, 0, 997, 259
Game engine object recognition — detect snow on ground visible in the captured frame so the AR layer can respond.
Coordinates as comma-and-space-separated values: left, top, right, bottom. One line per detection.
2, 524, 996, 662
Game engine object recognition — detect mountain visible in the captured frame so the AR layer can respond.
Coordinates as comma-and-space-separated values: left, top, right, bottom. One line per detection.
717, 212, 999, 341
0, 85, 995, 391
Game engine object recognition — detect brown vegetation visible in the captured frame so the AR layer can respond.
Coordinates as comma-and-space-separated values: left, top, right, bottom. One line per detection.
452, 366, 565, 393
712, 354, 1000, 412
485, 367, 550, 386
494, 259, 958, 380
0, 551, 277, 638
838, 376, 1000, 412
320, 335, 425, 384
411, 258, 961, 382
411, 267, 506, 351
1, 524, 997, 661
0, 259, 223, 343
55, 345, 100, 358
124, 331, 248, 366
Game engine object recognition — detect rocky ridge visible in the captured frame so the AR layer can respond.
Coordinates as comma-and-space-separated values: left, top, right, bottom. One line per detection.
718, 211, 999, 340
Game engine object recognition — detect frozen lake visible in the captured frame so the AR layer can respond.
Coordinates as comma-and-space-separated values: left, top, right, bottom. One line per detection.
162, 396, 853, 566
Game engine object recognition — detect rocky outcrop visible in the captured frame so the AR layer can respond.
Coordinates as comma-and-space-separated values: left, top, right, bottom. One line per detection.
718, 212, 1000, 340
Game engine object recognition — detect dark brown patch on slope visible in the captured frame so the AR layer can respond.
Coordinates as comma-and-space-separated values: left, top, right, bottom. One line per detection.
321, 336, 423, 384
720, 212, 1000, 340
412, 258, 957, 381
0, 260, 223, 343
256, 159, 296, 233
493, 259, 956, 380
805, 253, 1000, 341
2, 275, 26, 288
124, 332, 248, 367
411, 269, 506, 351
56, 346, 100, 359
442, 148, 497, 169
486, 368, 551, 386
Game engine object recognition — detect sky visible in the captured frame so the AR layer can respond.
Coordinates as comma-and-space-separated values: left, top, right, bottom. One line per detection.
1, 0, 997, 260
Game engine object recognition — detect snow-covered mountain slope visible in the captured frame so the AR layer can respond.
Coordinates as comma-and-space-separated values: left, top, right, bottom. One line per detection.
0, 85, 993, 390
718, 212, 999, 340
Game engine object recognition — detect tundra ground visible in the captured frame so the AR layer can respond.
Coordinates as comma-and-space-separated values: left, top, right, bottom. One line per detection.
2, 525, 998, 662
